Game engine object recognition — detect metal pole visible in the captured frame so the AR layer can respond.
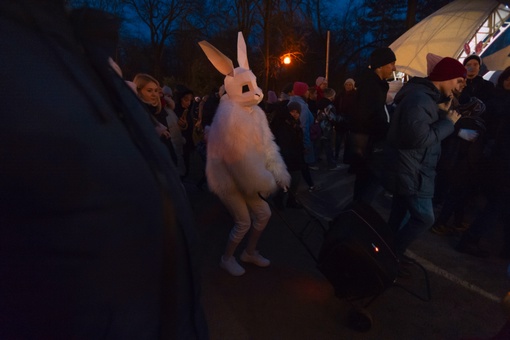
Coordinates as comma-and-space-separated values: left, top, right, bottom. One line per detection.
325, 30, 330, 80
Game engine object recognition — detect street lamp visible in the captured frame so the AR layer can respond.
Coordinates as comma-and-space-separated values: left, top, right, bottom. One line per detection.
280, 53, 292, 65
280, 52, 303, 66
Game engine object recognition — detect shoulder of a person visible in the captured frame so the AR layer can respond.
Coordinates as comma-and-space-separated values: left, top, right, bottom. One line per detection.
397, 82, 437, 107
483, 77, 495, 88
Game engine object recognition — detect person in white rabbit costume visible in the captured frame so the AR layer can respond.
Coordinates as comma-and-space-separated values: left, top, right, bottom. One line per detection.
199, 32, 291, 276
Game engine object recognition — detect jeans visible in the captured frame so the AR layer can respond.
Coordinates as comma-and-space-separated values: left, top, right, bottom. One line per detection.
314, 137, 336, 167
334, 129, 347, 160
388, 195, 435, 256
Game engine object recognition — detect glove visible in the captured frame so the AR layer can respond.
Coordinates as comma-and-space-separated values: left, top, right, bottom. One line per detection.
457, 128, 479, 141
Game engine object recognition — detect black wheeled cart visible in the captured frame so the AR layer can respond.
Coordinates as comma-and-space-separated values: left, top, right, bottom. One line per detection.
268, 192, 431, 332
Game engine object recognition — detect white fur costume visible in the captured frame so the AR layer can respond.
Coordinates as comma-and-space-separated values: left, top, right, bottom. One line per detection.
206, 98, 289, 198
200, 33, 290, 246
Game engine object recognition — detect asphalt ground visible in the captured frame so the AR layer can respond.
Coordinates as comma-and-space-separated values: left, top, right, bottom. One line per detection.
183, 151, 509, 340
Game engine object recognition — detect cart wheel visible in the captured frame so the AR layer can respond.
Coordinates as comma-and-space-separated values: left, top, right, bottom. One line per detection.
347, 307, 373, 332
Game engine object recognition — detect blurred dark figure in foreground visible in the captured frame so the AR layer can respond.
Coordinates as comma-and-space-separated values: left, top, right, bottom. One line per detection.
456, 67, 510, 258
0, 1, 208, 338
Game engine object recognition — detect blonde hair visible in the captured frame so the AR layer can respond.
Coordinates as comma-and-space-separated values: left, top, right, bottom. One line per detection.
133, 73, 162, 113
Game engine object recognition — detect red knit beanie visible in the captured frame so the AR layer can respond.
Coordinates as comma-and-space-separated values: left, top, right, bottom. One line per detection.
293, 82, 309, 96
428, 57, 466, 81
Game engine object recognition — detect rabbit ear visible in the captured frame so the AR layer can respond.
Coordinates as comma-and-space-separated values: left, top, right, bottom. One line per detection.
198, 40, 234, 76
237, 32, 249, 70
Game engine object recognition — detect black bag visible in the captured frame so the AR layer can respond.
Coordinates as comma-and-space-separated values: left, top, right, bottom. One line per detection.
317, 203, 398, 300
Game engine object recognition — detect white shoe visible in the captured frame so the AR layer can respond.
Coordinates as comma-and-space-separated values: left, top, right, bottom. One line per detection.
240, 250, 270, 267
220, 256, 245, 276
328, 164, 349, 170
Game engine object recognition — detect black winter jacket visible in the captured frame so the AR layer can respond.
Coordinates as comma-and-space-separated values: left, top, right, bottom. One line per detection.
271, 103, 305, 172
482, 87, 510, 193
458, 75, 494, 104
351, 69, 390, 142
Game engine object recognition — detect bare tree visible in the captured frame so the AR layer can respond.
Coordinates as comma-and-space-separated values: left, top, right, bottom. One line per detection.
231, 0, 259, 37
66, 0, 124, 14
250, 0, 314, 92
121, 0, 200, 78
406, 0, 418, 29
67, 0, 454, 94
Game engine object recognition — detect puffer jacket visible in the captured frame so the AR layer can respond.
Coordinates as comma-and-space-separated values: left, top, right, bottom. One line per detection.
384, 77, 455, 198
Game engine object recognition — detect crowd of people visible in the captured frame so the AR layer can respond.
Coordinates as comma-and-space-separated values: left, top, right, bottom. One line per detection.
104, 51, 510, 326
126, 37, 510, 339
126, 48, 510, 266
260, 48, 510, 274
3, 1, 510, 337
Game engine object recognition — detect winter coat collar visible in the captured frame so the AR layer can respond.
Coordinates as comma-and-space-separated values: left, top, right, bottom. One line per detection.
394, 76, 441, 105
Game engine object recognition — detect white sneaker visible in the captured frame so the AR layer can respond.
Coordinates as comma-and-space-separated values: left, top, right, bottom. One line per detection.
240, 250, 271, 267
328, 164, 349, 170
220, 256, 245, 276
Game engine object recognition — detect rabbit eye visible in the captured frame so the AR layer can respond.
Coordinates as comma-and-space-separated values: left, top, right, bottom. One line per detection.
242, 84, 250, 93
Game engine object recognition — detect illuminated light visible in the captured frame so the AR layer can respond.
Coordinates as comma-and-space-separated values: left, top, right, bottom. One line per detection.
280, 52, 302, 66
372, 243, 379, 252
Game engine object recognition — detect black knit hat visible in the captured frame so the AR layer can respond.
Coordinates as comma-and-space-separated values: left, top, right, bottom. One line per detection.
370, 47, 396, 69
463, 54, 482, 66
287, 101, 301, 113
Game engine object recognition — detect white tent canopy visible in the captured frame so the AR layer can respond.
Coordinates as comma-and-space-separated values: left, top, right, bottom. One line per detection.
390, 0, 510, 77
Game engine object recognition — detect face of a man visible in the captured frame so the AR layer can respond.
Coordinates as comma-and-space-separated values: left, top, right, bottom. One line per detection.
379, 61, 396, 80
465, 59, 480, 79
452, 78, 466, 96
441, 77, 466, 97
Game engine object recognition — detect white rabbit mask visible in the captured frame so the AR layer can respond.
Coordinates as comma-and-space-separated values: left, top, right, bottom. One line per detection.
199, 32, 264, 107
